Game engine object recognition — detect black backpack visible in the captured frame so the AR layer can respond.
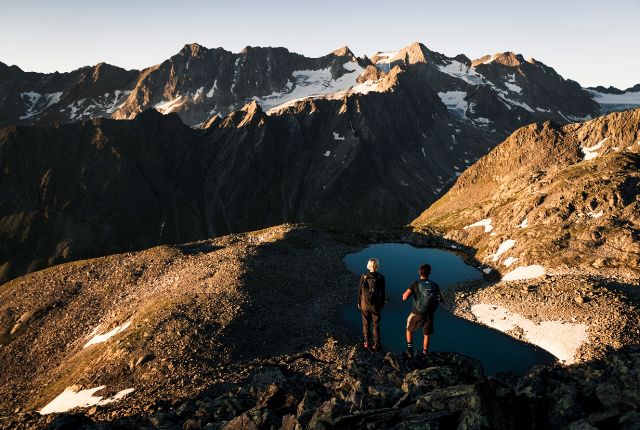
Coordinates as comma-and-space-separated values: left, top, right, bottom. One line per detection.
362, 273, 383, 306
414, 280, 440, 314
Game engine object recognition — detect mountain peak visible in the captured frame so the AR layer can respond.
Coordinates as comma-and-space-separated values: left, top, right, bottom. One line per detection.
180, 42, 207, 57
219, 100, 266, 128
332, 46, 355, 57
241, 99, 262, 114
472, 52, 525, 67
397, 42, 431, 64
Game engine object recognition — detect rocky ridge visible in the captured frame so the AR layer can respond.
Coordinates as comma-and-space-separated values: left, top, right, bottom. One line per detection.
373, 43, 598, 129
412, 108, 640, 278
1, 41, 600, 135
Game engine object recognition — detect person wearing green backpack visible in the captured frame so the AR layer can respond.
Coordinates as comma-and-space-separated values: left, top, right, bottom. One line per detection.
402, 263, 444, 358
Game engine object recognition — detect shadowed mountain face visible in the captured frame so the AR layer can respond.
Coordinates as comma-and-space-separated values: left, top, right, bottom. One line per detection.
0, 66, 494, 283
412, 109, 640, 278
0, 111, 210, 282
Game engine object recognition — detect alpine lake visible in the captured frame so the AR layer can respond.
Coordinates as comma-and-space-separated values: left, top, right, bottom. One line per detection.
338, 243, 556, 375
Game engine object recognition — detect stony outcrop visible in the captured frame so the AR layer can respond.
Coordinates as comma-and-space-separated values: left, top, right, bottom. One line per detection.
5, 343, 640, 429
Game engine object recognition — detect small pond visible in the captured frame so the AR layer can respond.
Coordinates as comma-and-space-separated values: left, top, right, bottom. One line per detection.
338, 243, 555, 375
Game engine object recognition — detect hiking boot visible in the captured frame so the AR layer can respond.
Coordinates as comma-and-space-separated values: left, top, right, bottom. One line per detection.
371, 344, 382, 352
406, 349, 414, 359
362, 341, 369, 350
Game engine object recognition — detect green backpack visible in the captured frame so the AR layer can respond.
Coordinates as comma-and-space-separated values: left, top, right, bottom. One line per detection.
413, 280, 440, 314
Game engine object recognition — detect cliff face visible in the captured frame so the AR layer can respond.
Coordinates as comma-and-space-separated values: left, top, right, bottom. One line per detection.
0, 110, 208, 282
413, 109, 640, 277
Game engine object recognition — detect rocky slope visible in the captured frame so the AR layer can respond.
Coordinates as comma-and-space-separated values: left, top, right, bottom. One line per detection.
412, 108, 640, 279
1, 224, 639, 429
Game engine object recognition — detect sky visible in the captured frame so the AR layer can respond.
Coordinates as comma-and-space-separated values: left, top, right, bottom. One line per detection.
1, 0, 638, 89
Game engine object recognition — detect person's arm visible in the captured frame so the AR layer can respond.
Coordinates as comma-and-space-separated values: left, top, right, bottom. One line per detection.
402, 282, 415, 301
358, 275, 364, 308
381, 275, 386, 306
402, 282, 416, 302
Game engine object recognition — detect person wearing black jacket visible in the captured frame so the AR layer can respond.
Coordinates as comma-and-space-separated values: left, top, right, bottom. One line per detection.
358, 258, 386, 351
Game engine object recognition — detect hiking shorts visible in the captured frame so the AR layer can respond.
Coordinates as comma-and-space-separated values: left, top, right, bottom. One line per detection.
406, 312, 434, 335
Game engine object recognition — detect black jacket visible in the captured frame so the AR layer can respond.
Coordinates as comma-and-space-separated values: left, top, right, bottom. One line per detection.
358, 272, 386, 309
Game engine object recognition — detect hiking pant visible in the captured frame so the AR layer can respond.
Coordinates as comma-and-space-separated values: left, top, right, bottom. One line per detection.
360, 302, 382, 346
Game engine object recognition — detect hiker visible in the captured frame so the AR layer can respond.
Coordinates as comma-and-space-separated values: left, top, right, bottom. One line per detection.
402, 263, 443, 358
358, 258, 386, 351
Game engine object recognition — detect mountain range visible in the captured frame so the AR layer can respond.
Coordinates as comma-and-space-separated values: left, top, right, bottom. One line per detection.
3, 41, 636, 283
1, 41, 619, 130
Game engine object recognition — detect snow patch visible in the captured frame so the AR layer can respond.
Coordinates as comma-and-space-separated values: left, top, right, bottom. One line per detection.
492, 239, 516, 261
464, 218, 493, 233
350, 80, 384, 95
323, 151, 331, 157
501, 265, 546, 281
471, 303, 588, 364
84, 321, 131, 348
586, 89, 640, 106
581, 137, 609, 161
105, 90, 131, 114
40, 386, 134, 415
474, 117, 492, 125
20, 91, 63, 119
503, 257, 518, 267
504, 82, 522, 94
206, 80, 218, 98
587, 210, 603, 218
437, 61, 484, 85
333, 132, 345, 141
155, 96, 186, 114
437, 91, 468, 116
519, 218, 529, 228
258, 61, 365, 113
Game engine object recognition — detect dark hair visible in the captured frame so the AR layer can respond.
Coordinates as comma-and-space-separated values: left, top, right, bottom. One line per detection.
419, 264, 431, 278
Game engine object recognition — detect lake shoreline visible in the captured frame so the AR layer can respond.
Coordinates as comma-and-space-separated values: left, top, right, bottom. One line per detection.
443, 273, 640, 363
